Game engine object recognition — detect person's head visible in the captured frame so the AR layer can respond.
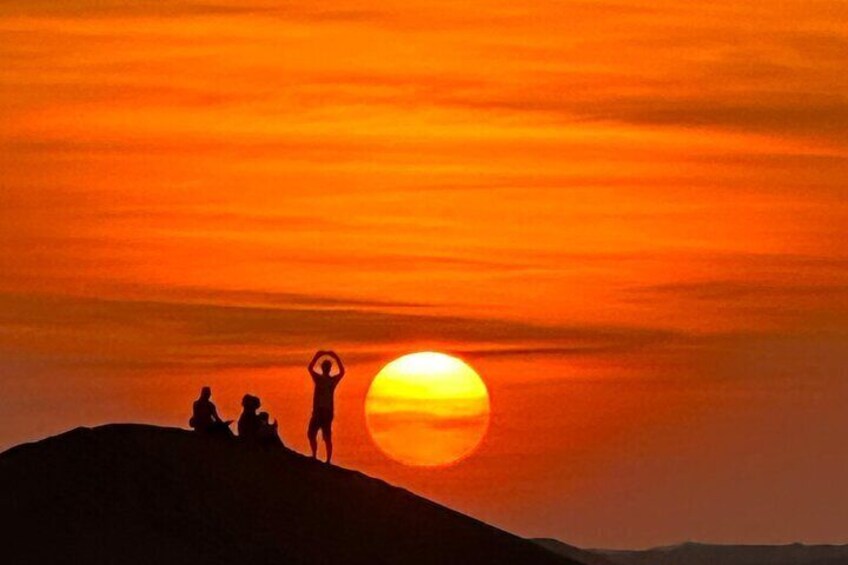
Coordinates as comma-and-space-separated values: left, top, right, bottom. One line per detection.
321, 359, 333, 376
258, 412, 269, 423
242, 394, 260, 412
200, 386, 211, 400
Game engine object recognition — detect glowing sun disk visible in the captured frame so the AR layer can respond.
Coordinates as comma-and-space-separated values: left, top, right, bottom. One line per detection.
365, 352, 490, 467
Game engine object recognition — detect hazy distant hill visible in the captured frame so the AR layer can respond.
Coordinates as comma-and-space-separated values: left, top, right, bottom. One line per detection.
596, 542, 848, 565
535, 538, 618, 565
536, 539, 848, 565
0, 424, 572, 565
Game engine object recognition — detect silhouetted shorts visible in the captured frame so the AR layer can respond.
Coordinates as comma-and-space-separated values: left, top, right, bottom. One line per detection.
308, 408, 334, 439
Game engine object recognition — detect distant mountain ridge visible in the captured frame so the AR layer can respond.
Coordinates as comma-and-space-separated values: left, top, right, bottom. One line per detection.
535, 539, 848, 565
0, 424, 572, 565
534, 538, 618, 565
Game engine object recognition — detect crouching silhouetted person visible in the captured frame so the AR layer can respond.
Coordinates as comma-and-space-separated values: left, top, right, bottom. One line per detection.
238, 394, 262, 442
257, 412, 284, 448
190, 387, 233, 437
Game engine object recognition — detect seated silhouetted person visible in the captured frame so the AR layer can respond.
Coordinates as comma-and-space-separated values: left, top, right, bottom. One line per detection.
257, 412, 284, 448
190, 387, 232, 437
238, 394, 262, 441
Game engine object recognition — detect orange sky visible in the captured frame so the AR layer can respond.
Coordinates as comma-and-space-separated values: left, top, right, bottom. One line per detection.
1, 0, 847, 548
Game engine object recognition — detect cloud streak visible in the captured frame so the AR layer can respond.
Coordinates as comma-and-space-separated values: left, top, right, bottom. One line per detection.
0, 1, 276, 17
0, 291, 684, 371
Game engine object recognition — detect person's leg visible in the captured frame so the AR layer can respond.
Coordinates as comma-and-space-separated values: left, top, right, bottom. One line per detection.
322, 426, 332, 464
307, 415, 319, 458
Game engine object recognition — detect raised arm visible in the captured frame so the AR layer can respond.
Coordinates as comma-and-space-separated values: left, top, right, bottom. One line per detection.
327, 351, 346, 381
308, 350, 326, 379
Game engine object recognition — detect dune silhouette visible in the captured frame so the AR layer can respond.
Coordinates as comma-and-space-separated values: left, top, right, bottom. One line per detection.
0, 424, 573, 565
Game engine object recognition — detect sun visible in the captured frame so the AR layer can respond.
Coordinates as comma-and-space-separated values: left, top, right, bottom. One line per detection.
365, 352, 490, 467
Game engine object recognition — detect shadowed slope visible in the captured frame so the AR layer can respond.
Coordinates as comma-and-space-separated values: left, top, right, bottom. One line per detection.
0, 424, 572, 565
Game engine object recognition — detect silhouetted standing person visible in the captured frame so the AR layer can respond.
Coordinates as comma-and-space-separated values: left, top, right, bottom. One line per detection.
238, 394, 262, 442
307, 350, 345, 463
190, 387, 222, 433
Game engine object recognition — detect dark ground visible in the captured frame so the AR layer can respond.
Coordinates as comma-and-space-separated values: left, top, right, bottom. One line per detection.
0, 424, 573, 565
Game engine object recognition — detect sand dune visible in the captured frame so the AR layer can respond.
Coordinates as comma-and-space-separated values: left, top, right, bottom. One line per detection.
0, 424, 571, 564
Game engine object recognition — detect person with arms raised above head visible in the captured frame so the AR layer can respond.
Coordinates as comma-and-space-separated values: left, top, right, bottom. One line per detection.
307, 350, 345, 464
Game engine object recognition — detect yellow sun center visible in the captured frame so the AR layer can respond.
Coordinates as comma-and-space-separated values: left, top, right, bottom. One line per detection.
365, 352, 490, 467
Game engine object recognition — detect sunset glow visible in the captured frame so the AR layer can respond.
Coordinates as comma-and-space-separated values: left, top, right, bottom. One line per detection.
1, 0, 847, 549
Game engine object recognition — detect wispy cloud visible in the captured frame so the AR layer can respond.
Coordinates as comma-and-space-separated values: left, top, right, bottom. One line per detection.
0, 1, 275, 17
0, 291, 685, 371
631, 280, 848, 302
